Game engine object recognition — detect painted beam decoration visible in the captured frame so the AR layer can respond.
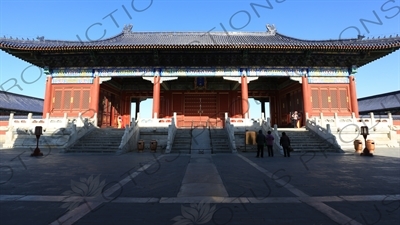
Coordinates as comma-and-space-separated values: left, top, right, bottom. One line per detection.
307, 67, 350, 83
308, 77, 350, 83
52, 68, 93, 77
162, 67, 241, 76
49, 66, 351, 83
247, 67, 306, 76
52, 78, 94, 84
308, 67, 349, 76
51, 68, 93, 84
95, 67, 153, 77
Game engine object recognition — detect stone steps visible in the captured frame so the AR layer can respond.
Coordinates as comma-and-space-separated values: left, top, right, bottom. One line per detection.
171, 128, 192, 153
67, 128, 125, 153
277, 128, 340, 152
210, 129, 231, 153
234, 128, 341, 153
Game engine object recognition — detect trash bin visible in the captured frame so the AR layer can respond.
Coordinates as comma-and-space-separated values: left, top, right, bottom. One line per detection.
353, 140, 363, 153
137, 140, 144, 152
150, 140, 157, 152
366, 140, 375, 153
245, 131, 256, 145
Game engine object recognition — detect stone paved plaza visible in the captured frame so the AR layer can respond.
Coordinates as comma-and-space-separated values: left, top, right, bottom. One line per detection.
0, 146, 399, 225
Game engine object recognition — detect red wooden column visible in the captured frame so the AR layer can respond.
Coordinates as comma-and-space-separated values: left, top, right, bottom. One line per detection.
261, 100, 265, 118
42, 75, 53, 118
241, 75, 249, 118
302, 75, 311, 119
136, 99, 140, 120
349, 75, 359, 117
269, 95, 276, 125
152, 76, 161, 118
91, 76, 100, 116
125, 96, 131, 127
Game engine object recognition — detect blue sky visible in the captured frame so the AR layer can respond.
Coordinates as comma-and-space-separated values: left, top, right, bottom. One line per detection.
1, 0, 399, 119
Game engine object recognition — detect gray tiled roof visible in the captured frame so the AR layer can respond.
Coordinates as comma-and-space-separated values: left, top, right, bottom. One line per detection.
1, 28, 400, 50
0, 91, 43, 113
358, 91, 400, 113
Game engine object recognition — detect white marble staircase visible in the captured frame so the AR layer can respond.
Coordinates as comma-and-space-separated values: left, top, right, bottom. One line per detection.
67, 128, 125, 153
209, 128, 231, 153
277, 128, 342, 152
171, 128, 192, 153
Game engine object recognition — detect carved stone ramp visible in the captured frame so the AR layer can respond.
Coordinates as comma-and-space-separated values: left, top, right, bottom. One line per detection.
191, 127, 211, 154
177, 154, 229, 197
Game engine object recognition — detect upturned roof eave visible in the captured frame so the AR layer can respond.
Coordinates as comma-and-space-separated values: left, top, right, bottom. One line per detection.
1, 44, 400, 52
1, 30, 400, 52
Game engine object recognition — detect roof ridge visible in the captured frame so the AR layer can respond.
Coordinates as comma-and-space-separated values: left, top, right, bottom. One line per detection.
0, 91, 44, 101
358, 90, 400, 101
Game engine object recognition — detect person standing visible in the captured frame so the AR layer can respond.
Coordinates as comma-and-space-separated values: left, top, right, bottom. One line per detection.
297, 111, 302, 128
265, 131, 275, 157
291, 111, 298, 128
256, 130, 266, 158
280, 132, 291, 157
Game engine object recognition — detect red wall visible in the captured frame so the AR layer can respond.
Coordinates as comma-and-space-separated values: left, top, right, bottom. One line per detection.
50, 83, 95, 118
0, 121, 8, 135
394, 120, 400, 135
308, 83, 352, 117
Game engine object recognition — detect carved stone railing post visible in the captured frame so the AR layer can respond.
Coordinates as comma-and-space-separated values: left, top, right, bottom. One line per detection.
45, 113, 50, 130
369, 112, 374, 128
93, 113, 98, 127
8, 113, 14, 128
224, 114, 237, 153
61, 113, 67, 127
319, 112, 324, 127
136, 112, 140, 122
260, 113, 265, 126
27, 113, 32, 127
173, 112, 177, 126
388, 112, 393, 128
334, 113, 339, 128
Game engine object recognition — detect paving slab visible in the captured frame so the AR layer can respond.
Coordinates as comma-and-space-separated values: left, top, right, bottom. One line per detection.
0, 147, 399, 225
177, 154, 229, 197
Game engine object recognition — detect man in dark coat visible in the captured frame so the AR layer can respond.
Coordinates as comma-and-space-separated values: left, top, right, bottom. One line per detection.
256, 130, 266, 158
279, 132, 291, 157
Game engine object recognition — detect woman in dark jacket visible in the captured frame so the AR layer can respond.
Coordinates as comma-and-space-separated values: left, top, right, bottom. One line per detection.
279, 132, 291, 157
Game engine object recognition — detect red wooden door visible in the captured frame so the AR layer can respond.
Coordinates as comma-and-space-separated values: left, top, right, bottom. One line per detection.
99, 92, 111, 127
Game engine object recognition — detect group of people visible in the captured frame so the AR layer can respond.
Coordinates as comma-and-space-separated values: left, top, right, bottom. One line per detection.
291, 111, 302, 128
255, 130, 292, 158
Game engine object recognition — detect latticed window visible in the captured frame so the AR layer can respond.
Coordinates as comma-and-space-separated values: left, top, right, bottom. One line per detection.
339, 89, 349, 110
63, 90, 71, 110
72, 90, 80, 109
53, 90, 62, 109
82, 90, 90, 109
311, 89, 319, 108
330, 89, 338, 108
321, 89, 329, 108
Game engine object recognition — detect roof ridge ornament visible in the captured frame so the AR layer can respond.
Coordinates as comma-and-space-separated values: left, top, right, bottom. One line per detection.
357, 35, 365, 40
123, 24, 133, 34
36, 36, 44, 42
266, 24, 276, 35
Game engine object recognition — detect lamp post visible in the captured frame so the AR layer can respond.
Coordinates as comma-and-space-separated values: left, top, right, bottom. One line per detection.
360, 126, 372, 156
31, 126, 44, 156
